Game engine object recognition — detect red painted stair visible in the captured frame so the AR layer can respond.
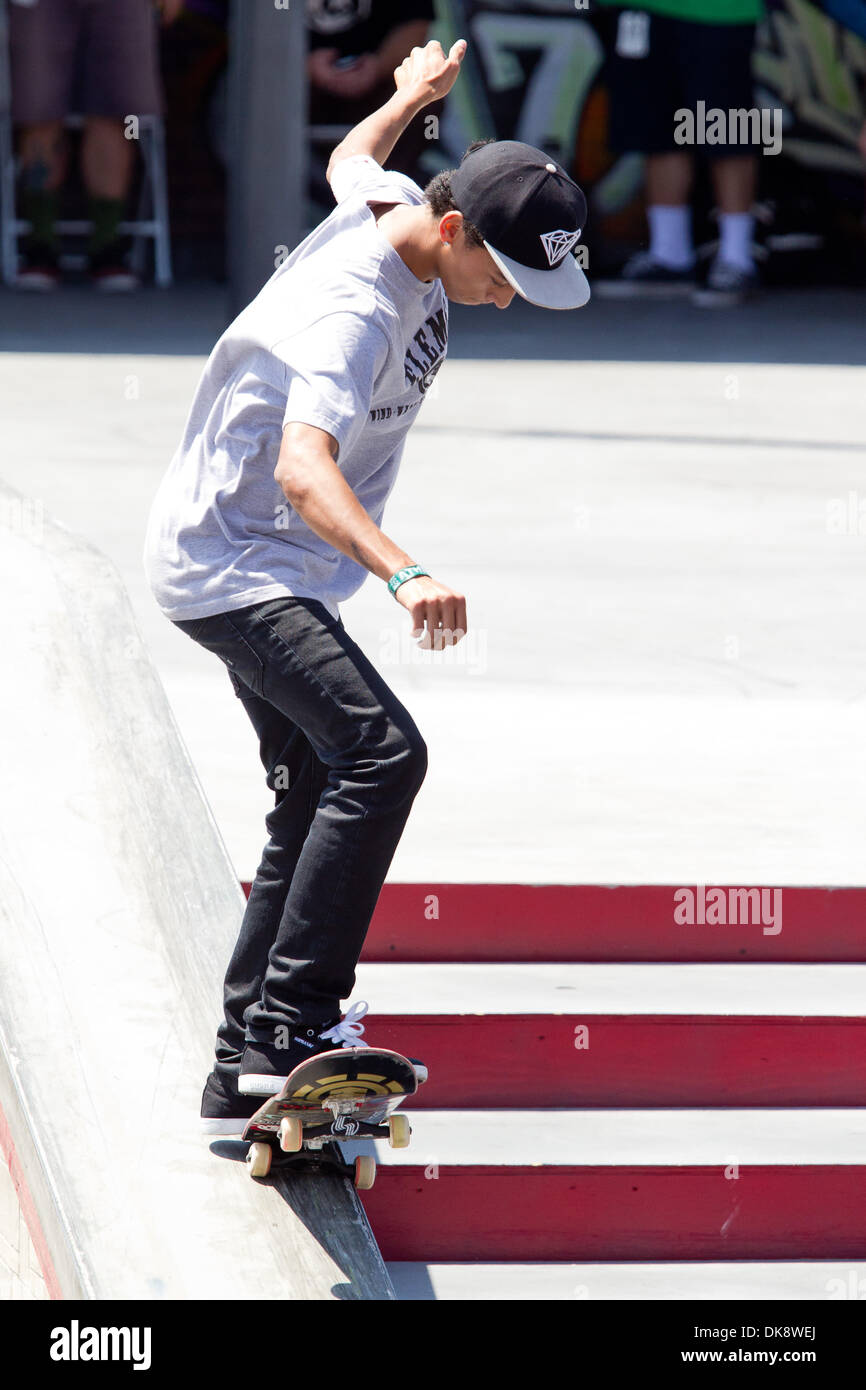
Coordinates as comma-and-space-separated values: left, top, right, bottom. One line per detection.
242, 882, 866, 1284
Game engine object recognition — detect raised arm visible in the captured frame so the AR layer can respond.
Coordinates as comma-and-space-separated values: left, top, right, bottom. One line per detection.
325, 38, 467, 185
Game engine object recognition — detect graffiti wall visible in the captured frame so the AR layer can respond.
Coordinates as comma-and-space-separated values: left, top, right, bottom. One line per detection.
755, 0, 866, 177
432, 0, 866, 278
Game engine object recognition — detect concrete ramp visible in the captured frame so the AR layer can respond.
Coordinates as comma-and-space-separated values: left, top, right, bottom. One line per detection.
0, 485, 393, 1300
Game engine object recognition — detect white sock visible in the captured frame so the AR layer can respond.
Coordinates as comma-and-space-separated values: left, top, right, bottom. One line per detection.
647, 204, 694, 270
717, 212, 755, 272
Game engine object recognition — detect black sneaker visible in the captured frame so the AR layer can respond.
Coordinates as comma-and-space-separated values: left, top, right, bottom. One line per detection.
200, 1066, 267, 1136
15, 240, 61, 291
238, 1024, 339, 1095
692, 258, 759, 308
88, 240, 139, 292
596, 250, 696, 298
238, 1000, 428, 1097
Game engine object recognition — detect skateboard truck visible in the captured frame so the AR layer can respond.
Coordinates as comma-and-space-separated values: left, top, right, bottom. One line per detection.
324, 1097, 364, 1116
242, 1047, 417, 1189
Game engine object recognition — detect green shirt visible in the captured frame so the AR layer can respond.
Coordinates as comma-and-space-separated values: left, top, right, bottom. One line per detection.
594, 0, 763, 23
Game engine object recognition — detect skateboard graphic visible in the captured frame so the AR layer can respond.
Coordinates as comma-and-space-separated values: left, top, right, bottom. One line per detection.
241, 1046, 420, 1190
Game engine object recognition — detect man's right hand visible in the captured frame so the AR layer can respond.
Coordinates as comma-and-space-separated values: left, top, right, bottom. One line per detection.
394, 574, 467, 650
392, 39, 467, 109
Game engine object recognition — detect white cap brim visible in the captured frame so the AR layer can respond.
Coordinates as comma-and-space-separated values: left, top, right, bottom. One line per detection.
486, 241, 591, 310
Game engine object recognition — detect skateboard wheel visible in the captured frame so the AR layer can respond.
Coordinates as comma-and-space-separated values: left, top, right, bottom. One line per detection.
246, 1142, 272, 1179
278, 1116, 303, 1152
388, 1113, 411, 1149
353, 1155, 376, 1190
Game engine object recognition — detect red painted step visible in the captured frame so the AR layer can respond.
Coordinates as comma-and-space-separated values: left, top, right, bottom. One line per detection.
368, 1015, 866, 1109
365, 884, 866, 962
360, 1165, 866, 1262
241, 883, 866, 961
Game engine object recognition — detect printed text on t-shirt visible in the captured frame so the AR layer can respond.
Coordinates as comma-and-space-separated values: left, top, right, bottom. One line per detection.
402, 308, 447, 394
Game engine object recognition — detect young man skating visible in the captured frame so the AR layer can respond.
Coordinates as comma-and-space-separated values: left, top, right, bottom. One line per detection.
144, 40, 590, 1132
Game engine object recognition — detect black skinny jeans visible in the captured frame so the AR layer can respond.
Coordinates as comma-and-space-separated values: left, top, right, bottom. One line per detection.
173, 596, 427, 1084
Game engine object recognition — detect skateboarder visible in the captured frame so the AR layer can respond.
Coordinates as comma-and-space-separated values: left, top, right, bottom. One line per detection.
143, 38, 590, 1134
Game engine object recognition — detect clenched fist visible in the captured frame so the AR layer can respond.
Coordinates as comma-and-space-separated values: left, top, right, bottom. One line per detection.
395, 573, 467, 650
393, 39, 467, 108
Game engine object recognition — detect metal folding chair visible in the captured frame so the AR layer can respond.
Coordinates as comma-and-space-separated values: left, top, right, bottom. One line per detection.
0, 0, 172, 287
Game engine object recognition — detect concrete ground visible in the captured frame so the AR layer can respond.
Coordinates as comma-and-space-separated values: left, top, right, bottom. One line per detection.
1, 282, 864, 885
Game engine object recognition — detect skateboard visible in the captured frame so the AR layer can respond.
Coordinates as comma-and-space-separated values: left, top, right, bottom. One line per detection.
241, 1046, 420, 1190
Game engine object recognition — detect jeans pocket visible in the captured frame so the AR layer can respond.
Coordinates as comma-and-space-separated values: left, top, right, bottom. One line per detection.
181, 613, 266, 698
220, 623, 266, 698
226, 667, 249, 699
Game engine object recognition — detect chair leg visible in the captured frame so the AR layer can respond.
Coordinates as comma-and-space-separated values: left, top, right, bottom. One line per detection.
0, 0, 19, 286
129, 136, 150, 279
0, 121, 17, 286
149, 118, 172, 289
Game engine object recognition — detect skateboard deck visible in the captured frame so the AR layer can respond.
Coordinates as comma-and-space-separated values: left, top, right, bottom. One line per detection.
241, 1046, 419, 1189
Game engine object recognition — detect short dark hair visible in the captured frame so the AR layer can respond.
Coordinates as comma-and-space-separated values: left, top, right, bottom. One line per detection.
423, 139, 495, 249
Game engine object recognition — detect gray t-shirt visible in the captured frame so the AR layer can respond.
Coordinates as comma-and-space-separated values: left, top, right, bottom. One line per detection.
143, 155, 448, 622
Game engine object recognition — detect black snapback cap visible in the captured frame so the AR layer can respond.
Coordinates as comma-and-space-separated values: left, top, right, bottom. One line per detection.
450, 140, 590, 310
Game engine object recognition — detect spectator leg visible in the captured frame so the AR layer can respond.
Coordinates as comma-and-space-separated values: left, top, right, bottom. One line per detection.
81, 117, 134, 255
645, 152, 694, 206
644, 153, 695, 270
711, 156, 758, 272
711, 154, 757, 215
81, 116, 134, 200
17, 120, 66, 252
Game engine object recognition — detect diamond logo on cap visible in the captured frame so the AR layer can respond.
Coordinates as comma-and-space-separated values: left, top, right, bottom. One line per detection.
540, 228, 582, 268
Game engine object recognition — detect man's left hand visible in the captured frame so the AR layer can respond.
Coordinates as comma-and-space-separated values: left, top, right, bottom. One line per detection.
393, 39, 467, 108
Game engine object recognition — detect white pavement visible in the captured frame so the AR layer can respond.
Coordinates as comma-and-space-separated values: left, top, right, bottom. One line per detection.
342, 1108, 866, 1166
353, 962, 866, 1014
2, 285, 864, 885
387, 1262, 866, 1301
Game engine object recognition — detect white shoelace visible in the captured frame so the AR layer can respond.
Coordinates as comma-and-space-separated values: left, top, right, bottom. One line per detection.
318, 999, 368, 1048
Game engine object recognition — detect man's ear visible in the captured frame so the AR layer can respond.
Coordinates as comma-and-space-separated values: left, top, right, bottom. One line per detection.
438, 210, 464, 247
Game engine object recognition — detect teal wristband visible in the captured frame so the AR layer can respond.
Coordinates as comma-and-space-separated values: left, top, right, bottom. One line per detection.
387, 564, 429, 597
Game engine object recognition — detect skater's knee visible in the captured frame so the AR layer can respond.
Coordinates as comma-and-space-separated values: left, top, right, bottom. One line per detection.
383, 723, 428, 798
334, 715, 427, 795
405, 728, 428, 790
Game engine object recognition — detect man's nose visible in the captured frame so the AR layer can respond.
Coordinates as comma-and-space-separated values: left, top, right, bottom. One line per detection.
493, 287, 515, 309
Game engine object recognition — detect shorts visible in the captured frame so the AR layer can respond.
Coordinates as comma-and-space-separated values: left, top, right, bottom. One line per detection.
8, 0, 163, 124
606, 9, 757, 160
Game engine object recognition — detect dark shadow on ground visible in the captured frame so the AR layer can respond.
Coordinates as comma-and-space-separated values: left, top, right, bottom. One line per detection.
446, 286, 866, 367
0, 285, 230, 356
209, 1138, 395, 1300
1, 283, 864, 367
